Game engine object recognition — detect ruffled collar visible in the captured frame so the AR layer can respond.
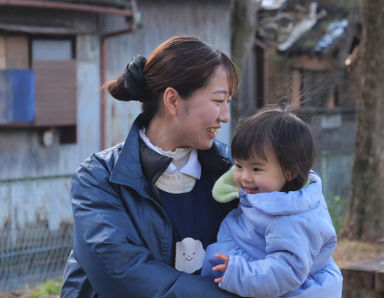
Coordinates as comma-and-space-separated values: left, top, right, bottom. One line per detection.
139, 128, 201, 179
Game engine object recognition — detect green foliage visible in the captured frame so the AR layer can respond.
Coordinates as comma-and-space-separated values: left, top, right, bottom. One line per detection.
32, 279, 61, 298
326, 195, 347, 235
269, 53, 294, 66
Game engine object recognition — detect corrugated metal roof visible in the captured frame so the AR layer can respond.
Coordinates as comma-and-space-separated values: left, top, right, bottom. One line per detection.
315, 19, 348, 53
284, 16, 350, 55
260, 0, 287, 11
257, 2, 353, 56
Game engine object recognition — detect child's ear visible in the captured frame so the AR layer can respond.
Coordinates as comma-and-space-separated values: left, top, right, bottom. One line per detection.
285, 166, 298, 182
162, 87, 180, 116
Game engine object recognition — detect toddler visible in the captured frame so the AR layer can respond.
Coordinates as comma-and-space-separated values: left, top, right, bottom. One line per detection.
201, 106, 343, 297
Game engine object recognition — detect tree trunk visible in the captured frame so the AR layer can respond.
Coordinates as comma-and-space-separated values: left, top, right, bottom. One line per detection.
230, 0, 259, 133
342, 0, 384, 242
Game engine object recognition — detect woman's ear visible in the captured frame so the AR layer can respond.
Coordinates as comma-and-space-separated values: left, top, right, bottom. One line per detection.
162, 87, 180, 116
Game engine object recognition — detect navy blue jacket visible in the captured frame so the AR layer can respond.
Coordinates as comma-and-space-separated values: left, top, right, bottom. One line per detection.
60, 114, 237, 298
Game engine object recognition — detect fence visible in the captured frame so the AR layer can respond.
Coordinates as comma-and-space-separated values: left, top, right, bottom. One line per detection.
0, 176, 73, 292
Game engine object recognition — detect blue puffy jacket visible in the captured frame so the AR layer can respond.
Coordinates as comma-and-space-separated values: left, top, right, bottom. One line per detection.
202, 173, 343, 297
60, 114, 237, 298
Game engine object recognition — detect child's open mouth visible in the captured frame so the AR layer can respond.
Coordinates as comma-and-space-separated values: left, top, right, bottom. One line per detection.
243, 186, 259, 194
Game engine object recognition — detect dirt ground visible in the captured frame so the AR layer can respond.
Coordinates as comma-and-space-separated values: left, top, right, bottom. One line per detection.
0, 293, 58, 298
1, 240, 383, 297
333, 239, 384, 268
0, 292, 58, 298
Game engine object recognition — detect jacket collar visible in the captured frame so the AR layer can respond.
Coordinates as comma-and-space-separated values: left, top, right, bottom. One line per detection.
109, 114, 153, 198
239, 172, 322, 215
110, 114, 232, 198
140, 139, 172, 197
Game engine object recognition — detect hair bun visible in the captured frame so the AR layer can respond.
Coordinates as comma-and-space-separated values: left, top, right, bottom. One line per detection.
117, 55, 148, 102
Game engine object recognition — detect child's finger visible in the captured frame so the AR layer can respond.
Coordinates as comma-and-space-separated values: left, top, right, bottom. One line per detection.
212, 264, 226, 272
214, 277, 223, 283
215, 253, 229, 262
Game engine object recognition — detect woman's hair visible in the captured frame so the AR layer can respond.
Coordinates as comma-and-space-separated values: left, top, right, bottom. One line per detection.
231, 105, 315, 192
107, 35, 239, 126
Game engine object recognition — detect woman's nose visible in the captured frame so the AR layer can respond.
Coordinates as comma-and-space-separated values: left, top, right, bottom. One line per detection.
219, 103, 230, 123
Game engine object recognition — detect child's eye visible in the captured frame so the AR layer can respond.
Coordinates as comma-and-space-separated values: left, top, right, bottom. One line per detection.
235, 163, 242, 169
253, 168, 261, 172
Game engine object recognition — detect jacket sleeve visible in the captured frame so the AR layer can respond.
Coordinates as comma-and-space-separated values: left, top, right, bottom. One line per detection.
219, 216, 322, 297
70, 155, 237, 298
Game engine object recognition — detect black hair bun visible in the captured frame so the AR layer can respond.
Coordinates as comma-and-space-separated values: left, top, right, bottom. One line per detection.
117, 55, 148, 102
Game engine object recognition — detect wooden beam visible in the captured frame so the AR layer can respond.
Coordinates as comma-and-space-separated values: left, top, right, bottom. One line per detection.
0, 0, 133, 17
0, 36, 5, 69
341, 256, 384, 291
0, 23, 93, 35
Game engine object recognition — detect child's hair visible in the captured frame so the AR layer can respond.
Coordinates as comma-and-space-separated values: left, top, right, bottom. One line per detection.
231, 105, 315, 192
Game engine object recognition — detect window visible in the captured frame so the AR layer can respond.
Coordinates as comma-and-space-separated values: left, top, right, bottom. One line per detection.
0, 34, 77, 143
32, 38, 77, 130
300, 69, 333, 107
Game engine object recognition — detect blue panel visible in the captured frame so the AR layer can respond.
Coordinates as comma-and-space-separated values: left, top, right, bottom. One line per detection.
0, 70, 35, 124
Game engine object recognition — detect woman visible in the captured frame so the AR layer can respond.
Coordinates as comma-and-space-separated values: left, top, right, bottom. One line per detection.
60, 36, 239, 297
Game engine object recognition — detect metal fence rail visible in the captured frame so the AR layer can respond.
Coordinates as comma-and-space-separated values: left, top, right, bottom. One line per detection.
0, 222, 72, 292
0, 175, 73, 293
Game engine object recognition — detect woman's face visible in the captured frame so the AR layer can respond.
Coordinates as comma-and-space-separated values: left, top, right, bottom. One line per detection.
174, 65, 231, 150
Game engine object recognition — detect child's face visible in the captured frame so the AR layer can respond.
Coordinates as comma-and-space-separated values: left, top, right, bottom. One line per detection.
233, 151, 287, 194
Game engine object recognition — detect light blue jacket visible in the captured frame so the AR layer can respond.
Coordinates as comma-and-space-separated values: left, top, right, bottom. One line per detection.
202, 173, 343, 297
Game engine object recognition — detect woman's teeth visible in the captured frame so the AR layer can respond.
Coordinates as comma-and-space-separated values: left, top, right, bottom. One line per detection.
208, 128, 219, 133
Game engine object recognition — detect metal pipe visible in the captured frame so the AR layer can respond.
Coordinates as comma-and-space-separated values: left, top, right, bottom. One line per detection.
100, 38, 107, 150
0, 0, 133, 17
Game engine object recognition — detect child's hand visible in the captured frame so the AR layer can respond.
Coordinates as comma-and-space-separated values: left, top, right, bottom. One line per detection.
212, 254, 229, 283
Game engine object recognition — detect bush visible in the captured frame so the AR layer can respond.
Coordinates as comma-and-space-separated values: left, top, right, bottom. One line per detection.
326, 195, 347, 235
32, 280, 61, 298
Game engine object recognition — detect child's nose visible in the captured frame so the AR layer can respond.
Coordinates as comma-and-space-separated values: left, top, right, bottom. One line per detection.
241, 172, 252, 183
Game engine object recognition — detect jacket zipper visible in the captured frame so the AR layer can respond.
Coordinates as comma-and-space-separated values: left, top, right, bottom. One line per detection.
145, 186, 176, 266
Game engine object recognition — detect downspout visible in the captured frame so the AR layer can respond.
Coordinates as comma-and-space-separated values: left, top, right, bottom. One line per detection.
100, 0, 139, 150
254, 38, 268, 105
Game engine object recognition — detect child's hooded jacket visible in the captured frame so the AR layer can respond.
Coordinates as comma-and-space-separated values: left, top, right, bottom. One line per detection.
202, 173, 343, 297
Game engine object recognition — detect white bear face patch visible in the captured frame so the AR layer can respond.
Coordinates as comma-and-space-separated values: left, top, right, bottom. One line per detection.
175, 237, 206, 274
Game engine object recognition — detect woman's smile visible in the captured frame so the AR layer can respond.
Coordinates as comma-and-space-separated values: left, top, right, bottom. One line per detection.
207, 127, 220, 138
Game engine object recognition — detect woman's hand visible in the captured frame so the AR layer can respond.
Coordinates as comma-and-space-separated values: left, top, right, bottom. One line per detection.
212, 253, 230, 283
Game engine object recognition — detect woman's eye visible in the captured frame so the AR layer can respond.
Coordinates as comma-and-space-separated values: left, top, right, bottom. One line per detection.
214, 99, 225, 104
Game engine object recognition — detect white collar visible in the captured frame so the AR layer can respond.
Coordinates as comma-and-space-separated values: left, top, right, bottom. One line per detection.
139, 128, 201, 179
